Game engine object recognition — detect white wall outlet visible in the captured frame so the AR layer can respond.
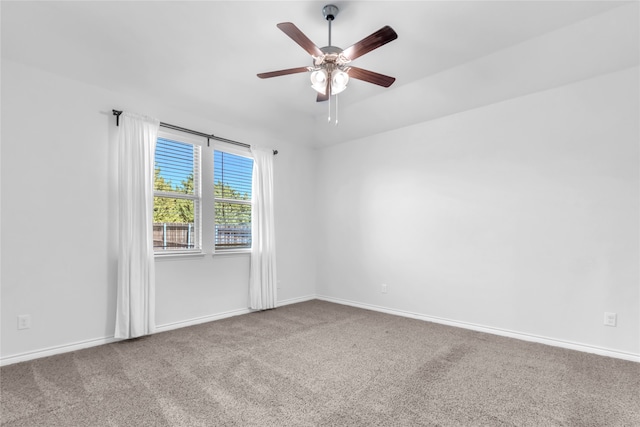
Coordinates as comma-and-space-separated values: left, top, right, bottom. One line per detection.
381, 284, 388, 294
17, 314, 31, 330
604, 312, 617, 327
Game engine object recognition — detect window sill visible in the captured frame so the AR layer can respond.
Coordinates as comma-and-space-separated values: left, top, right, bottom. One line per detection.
154, 251, 206, 260
213, 249, 251, 256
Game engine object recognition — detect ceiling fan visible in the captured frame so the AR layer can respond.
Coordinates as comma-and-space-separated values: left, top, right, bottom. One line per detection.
257, 4, 398, 104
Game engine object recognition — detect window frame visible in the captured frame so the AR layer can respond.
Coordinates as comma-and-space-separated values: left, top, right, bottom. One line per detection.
212, 143, 254, 254
153, 130, 204, 257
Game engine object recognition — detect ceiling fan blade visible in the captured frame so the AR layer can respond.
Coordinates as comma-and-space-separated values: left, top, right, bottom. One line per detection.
348, 67, 396, 87
277, 22, 324, 57
342, 26, 398, 61
317, 78, 331, 102
257, 67, 309, 79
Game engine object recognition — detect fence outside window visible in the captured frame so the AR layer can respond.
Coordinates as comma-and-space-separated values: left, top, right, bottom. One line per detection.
153, 223, 195, 250
153, 223, 251, 251
215, 224, 251, 249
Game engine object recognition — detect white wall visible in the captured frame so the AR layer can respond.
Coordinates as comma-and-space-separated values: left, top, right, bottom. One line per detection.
1, 60, 317, 361
316, 67, 639, 357
2, 24, 638, 363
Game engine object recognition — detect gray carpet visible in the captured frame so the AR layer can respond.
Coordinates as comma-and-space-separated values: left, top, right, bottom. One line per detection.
1, 300, 638, 426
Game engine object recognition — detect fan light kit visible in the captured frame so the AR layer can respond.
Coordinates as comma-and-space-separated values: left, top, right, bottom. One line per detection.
258, 4, 398, 124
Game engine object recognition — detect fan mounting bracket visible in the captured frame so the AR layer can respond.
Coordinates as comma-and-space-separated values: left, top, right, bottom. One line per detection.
322, 4, 339, 21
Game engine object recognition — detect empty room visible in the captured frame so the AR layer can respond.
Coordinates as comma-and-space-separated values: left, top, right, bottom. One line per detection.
1, 1, 638, 426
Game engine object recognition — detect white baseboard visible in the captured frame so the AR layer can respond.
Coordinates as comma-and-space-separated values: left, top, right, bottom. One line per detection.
278, 294, 316, 307
316, 295, 640, 363
155, 295, 316, 333
154, 295, 316, 335
0, 336, 119, 367
0, 296, 316, 367
1, 308, 253, 366
155, 307, 252, 333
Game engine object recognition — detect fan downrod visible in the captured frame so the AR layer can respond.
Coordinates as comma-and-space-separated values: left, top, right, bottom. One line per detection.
322, 5, 339, 47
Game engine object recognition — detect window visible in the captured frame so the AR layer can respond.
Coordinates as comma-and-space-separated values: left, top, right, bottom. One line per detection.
151, 130, 254, 255
153, 137, 201, 252
214, 150, 253, 251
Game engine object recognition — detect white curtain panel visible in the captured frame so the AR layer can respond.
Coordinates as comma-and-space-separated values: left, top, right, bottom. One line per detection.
115, 112, 160, 339
249, 146, 277, 310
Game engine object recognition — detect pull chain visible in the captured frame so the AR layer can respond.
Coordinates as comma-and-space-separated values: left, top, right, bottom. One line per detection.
326, 94, 340, 125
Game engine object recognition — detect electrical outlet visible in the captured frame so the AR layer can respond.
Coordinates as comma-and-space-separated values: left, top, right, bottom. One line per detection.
17, 314, 31, 330
381, 284, 388, 294
604, 312, 617, 327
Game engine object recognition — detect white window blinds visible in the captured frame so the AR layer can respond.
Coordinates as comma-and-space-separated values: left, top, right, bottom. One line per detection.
214, 150, 253, 250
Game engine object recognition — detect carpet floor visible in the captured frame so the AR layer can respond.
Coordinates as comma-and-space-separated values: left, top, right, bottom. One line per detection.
1, 300, 639, 426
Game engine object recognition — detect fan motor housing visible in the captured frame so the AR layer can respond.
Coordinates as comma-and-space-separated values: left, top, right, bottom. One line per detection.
314, 45, 350, 68
320, 46, 342, 55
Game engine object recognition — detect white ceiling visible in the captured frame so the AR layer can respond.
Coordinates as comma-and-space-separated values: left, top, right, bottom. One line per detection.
2, 1, 637, 147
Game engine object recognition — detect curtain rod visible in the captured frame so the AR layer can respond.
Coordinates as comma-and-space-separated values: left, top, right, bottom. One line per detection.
112, 110, 278, 155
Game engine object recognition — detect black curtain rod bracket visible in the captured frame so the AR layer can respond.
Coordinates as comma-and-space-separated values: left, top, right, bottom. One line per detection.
112, 110, 277, 155
113, 109, 122, 126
